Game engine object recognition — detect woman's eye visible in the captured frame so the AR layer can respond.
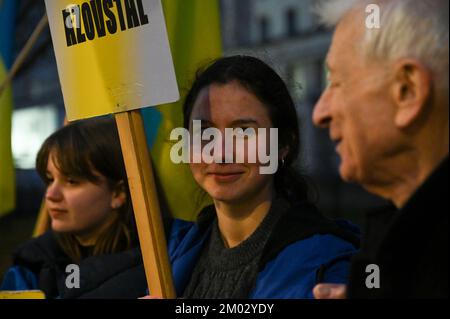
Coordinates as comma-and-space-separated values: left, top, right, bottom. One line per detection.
66, 177, 79, 185
235, 127, 256, 137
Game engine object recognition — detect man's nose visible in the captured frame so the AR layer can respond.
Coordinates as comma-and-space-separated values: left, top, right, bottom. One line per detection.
312, 91, 332, 128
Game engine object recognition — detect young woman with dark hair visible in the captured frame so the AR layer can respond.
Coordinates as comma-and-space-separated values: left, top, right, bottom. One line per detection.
0, 117, 147, 298
166, 56, 360, 299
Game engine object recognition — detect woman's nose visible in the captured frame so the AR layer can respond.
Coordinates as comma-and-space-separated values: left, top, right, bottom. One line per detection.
45, 181, 63, 202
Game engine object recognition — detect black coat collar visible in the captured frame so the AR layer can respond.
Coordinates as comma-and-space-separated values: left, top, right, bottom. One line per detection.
12, 231, 145, 298
348, 157, 449, 298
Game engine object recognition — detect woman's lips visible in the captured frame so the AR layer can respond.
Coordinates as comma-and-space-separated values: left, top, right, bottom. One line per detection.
209, 172, 244, 183
48, 208, 68, 218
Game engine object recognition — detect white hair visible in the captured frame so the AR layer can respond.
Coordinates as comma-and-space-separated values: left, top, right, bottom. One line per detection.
314, 0, 361, 27
315, 0, 449, 93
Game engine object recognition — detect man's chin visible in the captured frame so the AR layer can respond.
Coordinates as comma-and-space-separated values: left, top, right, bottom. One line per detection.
339, 164, 358, 183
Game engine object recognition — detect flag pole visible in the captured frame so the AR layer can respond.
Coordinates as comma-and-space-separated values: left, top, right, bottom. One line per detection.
0, 14, 48, 97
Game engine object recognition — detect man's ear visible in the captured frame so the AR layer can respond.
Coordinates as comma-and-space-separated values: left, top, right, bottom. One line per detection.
391, 58, 432, 129
111, 181, 127, 209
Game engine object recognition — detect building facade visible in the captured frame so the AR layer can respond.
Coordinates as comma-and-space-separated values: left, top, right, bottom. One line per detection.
221, 0, 387, 222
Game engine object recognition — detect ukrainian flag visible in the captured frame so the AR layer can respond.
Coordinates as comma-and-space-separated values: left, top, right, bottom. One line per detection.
0, 0, 18, 217
142, 0, 222, 221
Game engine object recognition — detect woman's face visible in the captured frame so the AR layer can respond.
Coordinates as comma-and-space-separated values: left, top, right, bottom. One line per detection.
44, 152, 117, 238
188, 81, 276, 204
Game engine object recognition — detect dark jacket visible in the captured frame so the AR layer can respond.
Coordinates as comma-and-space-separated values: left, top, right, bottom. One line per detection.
348, 158, 449, 298
169, 201, 360, 298
0, 231, 147, 299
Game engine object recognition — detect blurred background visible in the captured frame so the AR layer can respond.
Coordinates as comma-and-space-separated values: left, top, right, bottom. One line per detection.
0, 0, 388, 279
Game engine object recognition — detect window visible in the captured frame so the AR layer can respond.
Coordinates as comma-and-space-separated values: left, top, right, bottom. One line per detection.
259, 16, 270, 44
286, 8, 298, 37
292, 63, 308, 101
12, 105, 58, 169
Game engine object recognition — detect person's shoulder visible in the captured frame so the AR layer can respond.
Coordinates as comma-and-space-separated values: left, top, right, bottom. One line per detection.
79, 246, 143, 271
0, 265, 40, 291
78, 262, 147, 299
259, 200, 360, 272
283, 201, 360, 244
281, 233, 357, 264
0, 233, 58, 292
14, 231, 55, 251
12, 231, 65, 269
253, 213, 359, 298
169, 219, 196, 239
253, 231, 357, 299
64, 248, 147, 299
168, 205, 216, 253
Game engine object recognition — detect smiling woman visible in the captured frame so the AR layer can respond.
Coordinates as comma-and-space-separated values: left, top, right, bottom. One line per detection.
169, 120, 280, 174
0, 117, 147, 298
165, 56, 361, 299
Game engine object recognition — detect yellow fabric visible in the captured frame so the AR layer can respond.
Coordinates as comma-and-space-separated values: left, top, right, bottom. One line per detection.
0, 290, 45, 299
0, 59, 15, 217
149, 0, 223, 221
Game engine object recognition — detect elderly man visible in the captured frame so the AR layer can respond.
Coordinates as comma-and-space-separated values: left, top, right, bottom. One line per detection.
312, 0, 448, 298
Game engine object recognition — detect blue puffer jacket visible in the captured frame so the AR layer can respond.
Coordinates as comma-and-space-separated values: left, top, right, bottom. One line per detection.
0, 232, 147, 299
168, 201, 360, 299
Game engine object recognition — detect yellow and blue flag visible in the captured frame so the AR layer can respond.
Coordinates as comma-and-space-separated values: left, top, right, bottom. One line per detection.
142, 0, 222, 221
0, 0, 18, 217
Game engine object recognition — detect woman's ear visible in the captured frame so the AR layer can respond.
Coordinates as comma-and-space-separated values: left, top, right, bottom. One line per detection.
111, 181, 127, 210
391, 58, 432, 129
279, 146, 289, 162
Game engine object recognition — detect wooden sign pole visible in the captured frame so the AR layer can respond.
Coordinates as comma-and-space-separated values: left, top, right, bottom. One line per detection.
115, 110, 176, 299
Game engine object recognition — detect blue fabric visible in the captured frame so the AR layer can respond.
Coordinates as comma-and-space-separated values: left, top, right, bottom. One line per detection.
141, 107, 162, 149
1, 218, 357, 298
0, 0, 19, 67
1, 266, 39, 291
248, 235, 354, 298
168, 219, 357, 299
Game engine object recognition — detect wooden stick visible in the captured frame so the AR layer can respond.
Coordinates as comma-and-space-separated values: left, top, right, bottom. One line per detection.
0, 14, 48, 97
115, 110, 176, 299
33, 201, 50, 237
